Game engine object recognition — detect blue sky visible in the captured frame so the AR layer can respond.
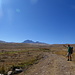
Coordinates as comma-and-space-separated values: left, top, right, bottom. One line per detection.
0, 0, 75, 44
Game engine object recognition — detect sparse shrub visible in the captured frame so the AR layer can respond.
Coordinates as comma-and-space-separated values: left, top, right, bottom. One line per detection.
39, 48, 50, 52
0, 65, 5, 74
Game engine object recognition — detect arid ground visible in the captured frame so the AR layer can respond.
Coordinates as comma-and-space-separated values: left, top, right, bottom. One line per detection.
0, 43, 75, 75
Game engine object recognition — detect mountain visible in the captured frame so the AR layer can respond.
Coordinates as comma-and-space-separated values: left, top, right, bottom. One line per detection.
0, 40, 15, 43
0, 40, 6, 43
23, 40, 35, 43
22, 40, 46, 44
0, 40, 47, 44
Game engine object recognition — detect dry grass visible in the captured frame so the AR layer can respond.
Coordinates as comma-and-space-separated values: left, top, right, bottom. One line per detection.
0, 43, 51, 74
0, 43, 75, 74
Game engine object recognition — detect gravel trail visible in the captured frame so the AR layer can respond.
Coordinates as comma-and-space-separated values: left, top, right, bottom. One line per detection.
20, 53, 75, 75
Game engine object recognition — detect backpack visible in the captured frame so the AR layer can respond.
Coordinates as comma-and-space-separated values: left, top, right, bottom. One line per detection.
70, 47, 73, 54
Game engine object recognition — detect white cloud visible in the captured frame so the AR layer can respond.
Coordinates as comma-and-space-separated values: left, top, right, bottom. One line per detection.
30, 0, 38, 4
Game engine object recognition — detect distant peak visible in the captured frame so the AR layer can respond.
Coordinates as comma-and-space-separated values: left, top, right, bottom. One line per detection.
22, 40, 46, 44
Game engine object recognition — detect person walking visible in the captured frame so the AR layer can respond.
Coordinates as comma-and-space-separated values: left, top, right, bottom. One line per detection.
63, 44, 73, 61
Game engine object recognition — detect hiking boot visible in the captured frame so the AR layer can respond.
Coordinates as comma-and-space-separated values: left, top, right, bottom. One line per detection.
67, 59, 69, 61
70, 59, 72, 61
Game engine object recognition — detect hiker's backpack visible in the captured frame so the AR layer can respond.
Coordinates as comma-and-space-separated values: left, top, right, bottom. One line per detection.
70, 47, 73, 54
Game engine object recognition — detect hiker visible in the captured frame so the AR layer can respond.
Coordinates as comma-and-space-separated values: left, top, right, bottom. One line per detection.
63, 44, 73, 61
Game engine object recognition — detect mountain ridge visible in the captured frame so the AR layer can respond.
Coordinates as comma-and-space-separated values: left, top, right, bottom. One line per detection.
22, 40, 46, 44
0, 40, 47, 44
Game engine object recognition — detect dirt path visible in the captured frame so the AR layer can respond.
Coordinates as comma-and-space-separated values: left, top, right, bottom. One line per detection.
20, 53, 75, 75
